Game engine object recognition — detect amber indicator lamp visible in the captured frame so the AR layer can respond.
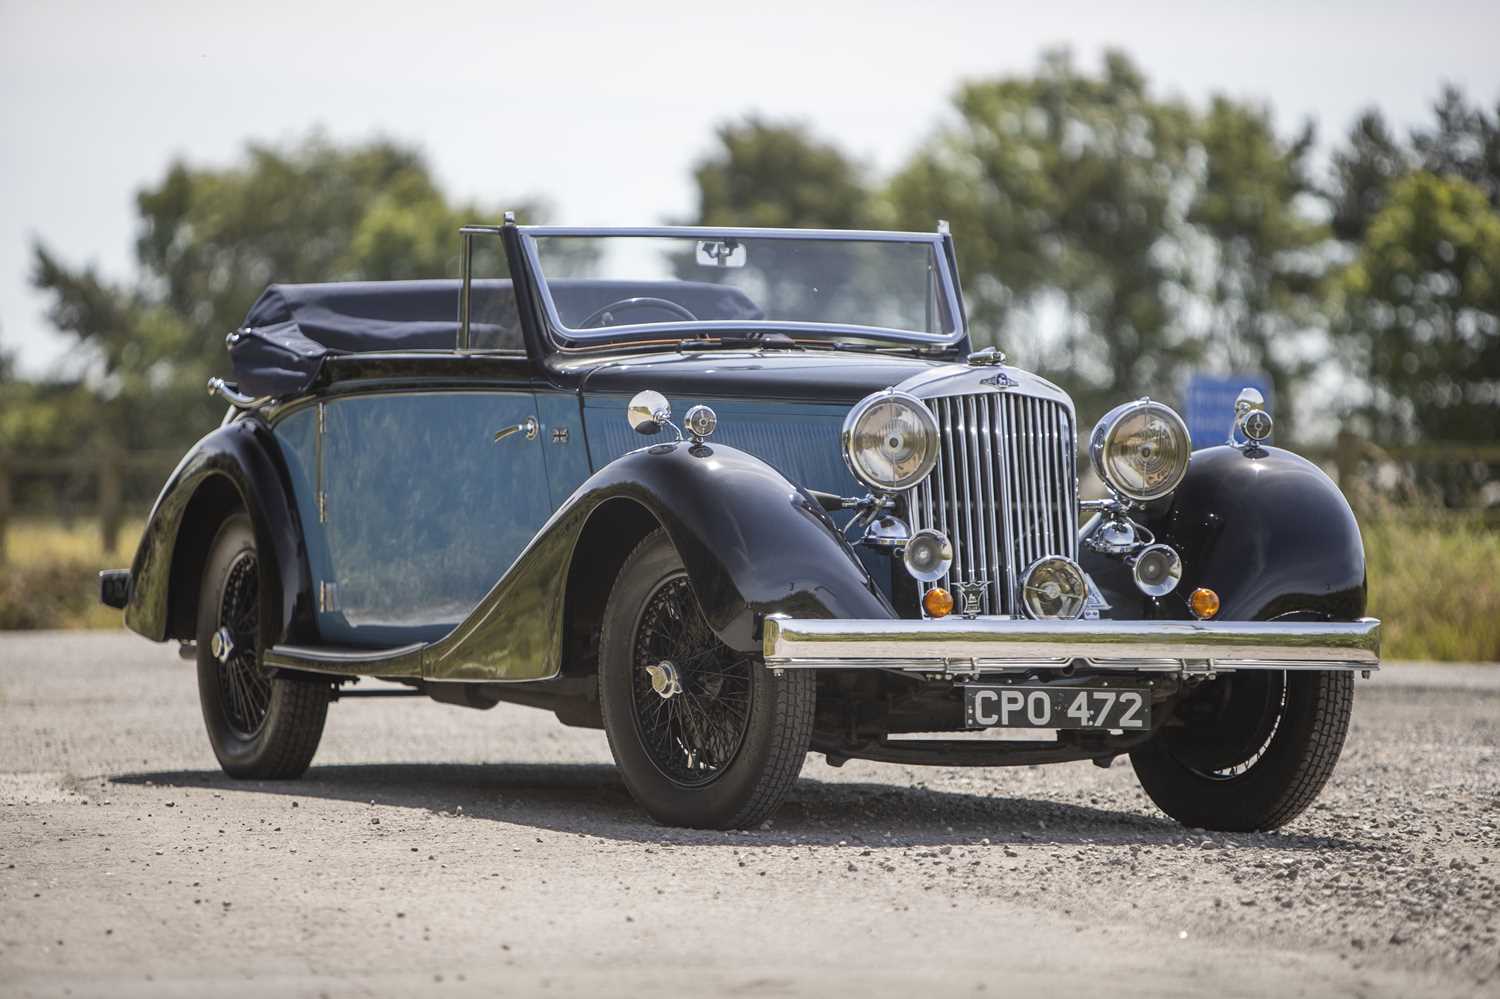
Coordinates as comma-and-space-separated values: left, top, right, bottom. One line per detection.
923, 587, 954, 618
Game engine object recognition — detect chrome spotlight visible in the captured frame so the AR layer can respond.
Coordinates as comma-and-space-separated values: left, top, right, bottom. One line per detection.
1021, 556, 1089, 620
1131, 543, 1183, 597
683, 404, 717, 441
1242, 409, 1274, 443
902, 529, 953, 583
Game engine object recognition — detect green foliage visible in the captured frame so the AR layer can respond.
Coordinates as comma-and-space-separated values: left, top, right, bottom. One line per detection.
688, 116, 873, 229
1335, 171, 1500, 443
21, 134, 537, 456
886, 50, 1198, 415
1188, 98, 1328, 437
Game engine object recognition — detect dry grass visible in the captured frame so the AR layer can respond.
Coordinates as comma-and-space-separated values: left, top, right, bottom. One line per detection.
1, 514, 1495, 661
1, 518, 143, 630
1363, 511, 1500, 662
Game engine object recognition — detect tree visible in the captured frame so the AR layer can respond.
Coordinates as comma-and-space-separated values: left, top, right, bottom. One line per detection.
1326, 90, 1500, 447
1334, 171, 1500, 444
1412, 88, 1500, 209
686, 116, 872, 229
29, 135, 535, 454
886, 50, 1199, 417
1327, 111, 1409, 243
1187, 98, 1328, 435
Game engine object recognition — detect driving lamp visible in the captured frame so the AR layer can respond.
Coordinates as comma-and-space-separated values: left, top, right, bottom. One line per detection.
903, 529, 953, 583
1020, 557, 1089, 620
1132, 543, 1183, 597
842, 390, 940, 493
1090, 399, 1191, 502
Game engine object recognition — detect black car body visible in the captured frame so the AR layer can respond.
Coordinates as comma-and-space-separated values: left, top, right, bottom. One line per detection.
102, 221, 1380, 830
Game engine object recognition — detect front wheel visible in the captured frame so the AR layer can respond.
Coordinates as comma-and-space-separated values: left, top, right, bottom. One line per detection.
195, 514, 330, 779
598, 529, 814, 829
1130, 667, 1353, 831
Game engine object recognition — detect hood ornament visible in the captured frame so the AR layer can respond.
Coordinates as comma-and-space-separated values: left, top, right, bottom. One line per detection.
967, 347, 1016, 388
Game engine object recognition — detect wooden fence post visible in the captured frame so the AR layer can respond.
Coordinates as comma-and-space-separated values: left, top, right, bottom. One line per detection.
99, 451, 122, 557
0, 454, 10, 566
1334, 431, 1358, 491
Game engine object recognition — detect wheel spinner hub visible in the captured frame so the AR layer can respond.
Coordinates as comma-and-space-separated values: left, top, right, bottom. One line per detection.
210, 626, 235, 663
644, 660, 682, 700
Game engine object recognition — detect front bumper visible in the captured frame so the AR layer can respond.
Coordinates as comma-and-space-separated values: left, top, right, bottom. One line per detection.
762, 616, 1381, 675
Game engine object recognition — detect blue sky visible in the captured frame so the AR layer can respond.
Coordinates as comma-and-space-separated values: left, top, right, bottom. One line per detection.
3, 0, 1498, 374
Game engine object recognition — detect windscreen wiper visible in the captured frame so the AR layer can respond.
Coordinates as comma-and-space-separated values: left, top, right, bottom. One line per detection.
678, 331, 803, 350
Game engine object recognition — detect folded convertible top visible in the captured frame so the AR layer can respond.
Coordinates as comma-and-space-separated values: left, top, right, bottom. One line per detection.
227, 278, 761, 398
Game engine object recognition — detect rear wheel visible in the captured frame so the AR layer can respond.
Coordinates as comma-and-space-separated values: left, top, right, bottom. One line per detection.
598, 529, 814, 828
1130, 666, 1353, 831
195, 514, 329, 779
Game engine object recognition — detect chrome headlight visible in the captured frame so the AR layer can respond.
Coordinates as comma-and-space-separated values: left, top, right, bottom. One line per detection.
1089, 399, 1191, 502
841, 390, 940, 494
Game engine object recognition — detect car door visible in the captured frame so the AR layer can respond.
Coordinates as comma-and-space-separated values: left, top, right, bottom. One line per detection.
312, 385, 551, 648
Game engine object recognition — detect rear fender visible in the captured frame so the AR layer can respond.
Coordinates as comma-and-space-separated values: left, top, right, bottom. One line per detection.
125, 418, 315, 645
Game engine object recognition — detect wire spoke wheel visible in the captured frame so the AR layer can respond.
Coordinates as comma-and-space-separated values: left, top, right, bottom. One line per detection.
216, 550, 271, 738
630, 574, 753, 788
1165, 670, 1288, 781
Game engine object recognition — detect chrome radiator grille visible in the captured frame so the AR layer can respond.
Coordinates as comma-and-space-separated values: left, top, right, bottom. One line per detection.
907, 393, 1079, 615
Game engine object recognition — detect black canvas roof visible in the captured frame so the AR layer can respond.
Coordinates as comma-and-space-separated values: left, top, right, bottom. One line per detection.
228, 278, 761, 397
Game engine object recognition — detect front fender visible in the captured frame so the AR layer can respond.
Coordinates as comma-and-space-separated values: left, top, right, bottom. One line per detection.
124, 418, 314, 645
424, 440, 895, 681
1086, 445, 1367, 622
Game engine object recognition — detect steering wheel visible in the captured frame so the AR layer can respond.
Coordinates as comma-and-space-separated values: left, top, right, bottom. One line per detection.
578, 297, 699, 329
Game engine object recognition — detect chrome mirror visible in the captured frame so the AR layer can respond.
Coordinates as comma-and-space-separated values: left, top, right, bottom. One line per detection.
627, 390, 672, 436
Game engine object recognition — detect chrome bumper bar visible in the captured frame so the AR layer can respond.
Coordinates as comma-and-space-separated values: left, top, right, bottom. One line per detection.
762, 616, 1381, 675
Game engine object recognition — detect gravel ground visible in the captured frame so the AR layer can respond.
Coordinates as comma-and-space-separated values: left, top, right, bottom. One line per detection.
1, 631, 1497, 998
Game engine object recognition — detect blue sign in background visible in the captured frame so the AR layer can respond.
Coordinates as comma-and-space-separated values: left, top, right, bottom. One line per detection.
1182, 373, 1273, 449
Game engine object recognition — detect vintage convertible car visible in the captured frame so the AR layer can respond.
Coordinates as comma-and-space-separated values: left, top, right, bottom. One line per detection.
101, 220, 1380, 831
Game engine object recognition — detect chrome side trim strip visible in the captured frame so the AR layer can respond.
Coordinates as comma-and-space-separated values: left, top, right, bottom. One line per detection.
762, 617, 1382, 671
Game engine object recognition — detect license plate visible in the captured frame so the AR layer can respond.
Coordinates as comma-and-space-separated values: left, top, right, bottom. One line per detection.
963, 683, 1151, 731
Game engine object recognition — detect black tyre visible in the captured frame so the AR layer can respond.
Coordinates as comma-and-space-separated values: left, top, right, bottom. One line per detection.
598, 529, 814, 829
1130, 666, 1353, 831
195, 514, 329, 779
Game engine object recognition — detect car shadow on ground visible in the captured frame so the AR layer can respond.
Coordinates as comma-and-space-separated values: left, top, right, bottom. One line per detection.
111, 762, 1366, 852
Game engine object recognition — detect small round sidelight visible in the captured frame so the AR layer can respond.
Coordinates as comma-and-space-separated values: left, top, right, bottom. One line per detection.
683, 404, 718, 441
903, 529, 954, 583
1020, 556, 1089, 620
1132, 543, 1183, 597
922, 587, 955, 618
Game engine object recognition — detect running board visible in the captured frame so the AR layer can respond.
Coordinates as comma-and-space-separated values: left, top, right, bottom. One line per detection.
264, 642, 427, 679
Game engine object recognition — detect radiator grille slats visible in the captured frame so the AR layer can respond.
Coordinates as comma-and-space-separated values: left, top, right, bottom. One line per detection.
909, 392, 1078, 616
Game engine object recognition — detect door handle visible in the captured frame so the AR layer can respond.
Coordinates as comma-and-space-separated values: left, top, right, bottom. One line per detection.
493, 416, 539, 443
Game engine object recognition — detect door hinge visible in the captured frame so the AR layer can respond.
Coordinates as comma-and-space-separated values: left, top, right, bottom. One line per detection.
319, 581, 339, 613
317, 490, 327, 523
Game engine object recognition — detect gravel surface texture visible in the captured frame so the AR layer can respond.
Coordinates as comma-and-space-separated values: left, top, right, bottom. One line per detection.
1, 631, 1497, 997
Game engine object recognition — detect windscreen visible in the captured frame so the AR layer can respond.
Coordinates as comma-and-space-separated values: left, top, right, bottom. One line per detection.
525, 233, 956, 342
